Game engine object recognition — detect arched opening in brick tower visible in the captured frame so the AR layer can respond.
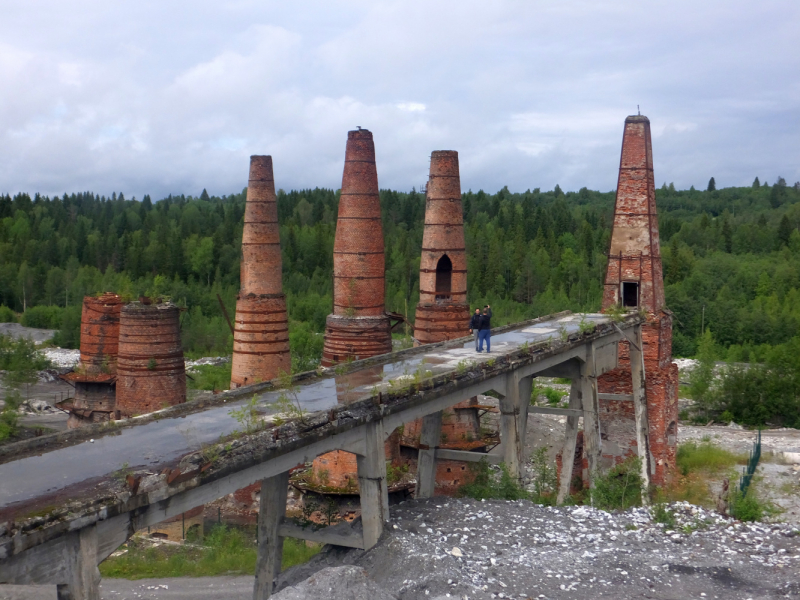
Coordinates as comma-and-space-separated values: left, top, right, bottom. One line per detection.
435, 255, 452, 301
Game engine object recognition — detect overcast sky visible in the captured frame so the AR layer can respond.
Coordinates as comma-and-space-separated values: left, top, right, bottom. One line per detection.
1, 0, 798, 200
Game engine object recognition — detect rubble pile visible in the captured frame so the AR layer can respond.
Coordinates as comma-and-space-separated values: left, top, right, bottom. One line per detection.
286, 498, 800, 599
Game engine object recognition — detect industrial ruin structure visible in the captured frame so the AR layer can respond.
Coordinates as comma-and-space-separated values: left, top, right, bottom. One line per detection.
597, 114, 679, 485
413, 150, 470, 344
230, 155, 291, 388
61, 293, 124, 428
315, 129, 394, 489
405, 150, 484, 494
321, 128, 392, 366
116, 301, 186, 418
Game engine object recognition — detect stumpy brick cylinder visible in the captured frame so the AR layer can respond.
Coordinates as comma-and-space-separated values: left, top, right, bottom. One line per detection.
62, 293, 124, 428
597, 115, 679, 486
230, 156, 290, 388
322, 129, 391, 365
116, 302, 186, 417
414, 150, 470, 343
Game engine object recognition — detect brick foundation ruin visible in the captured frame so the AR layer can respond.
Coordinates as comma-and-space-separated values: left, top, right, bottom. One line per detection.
116, 301, 186, 418
62, 293, 124, 428
230, 155, 291, 388
596, 115, 679, 486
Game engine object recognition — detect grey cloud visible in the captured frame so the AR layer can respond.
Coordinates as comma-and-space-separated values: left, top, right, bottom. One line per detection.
0, 0, 798, 199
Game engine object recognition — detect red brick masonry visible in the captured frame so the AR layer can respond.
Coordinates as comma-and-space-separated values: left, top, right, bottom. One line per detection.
231, 155, 291, 387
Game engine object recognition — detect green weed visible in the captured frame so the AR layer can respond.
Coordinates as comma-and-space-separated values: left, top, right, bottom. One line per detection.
590, 457, 644, 511
99, 525, 320, 579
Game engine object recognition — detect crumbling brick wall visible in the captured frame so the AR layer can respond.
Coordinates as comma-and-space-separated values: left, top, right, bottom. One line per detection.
597, 115, 679, 486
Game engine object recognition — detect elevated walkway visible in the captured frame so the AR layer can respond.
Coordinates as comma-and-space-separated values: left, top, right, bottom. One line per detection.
0, 311, 650, 599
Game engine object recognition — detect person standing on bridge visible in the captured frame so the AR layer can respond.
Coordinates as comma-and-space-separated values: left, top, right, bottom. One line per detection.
469, 308, 481, 350
477, 305, 492, 352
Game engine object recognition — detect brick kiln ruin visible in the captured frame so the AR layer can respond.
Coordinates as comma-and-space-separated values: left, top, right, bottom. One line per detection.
62, 293, 124, 428
116, 301, 186, 418
597, 115, 679, 485
321, 128, 392, 366
413, 150, 470, 344
230, 155, 291, 388
314, 129, 397, 491
403, 150, 484, 495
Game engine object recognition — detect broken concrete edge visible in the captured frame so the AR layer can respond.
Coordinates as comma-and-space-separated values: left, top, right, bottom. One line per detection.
0, 313, 643, 557
0, 310, 573, 466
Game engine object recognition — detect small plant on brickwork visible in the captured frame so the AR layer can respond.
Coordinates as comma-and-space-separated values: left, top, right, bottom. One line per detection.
386, 462, 409, 486
529, 447, 558, 505
605, 303, 627, 323
100, 354, 112, 374
590, 456, 644, 511
558, 324, 569, 342
323, 498, 340, 526
316, 468, 330, 486
578, 315, 596, 335
147, 358, 157, 371
298, 498, 319, 529
229, 395, 262, 434
486, 358, 496, 367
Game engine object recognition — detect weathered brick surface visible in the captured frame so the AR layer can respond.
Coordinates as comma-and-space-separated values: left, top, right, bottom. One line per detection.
116, 302, 186, 417
415, 150, 470, 345
598, 115, 678, 486
322, 129, 391, 366
62, 293, 124, 428
310, 432, 401, 491
231, 156, 291, 387
147, 505, 204, 541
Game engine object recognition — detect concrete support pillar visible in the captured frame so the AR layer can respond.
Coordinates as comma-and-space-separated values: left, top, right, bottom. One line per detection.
557, 378, 583, 504
56, 526, 100, 600
499, 373, 532, 480
629, 324, 651, 500
357, 421, 388, 549
253, 471, 289, 600
415, 410, 443, 499
581, 344, 602, 487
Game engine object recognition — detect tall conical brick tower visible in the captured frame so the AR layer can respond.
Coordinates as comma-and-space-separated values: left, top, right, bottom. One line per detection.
230, 156, 291, 388
322, 129, 391, 366
414, 151, 470, 343
598, 115, 679, 486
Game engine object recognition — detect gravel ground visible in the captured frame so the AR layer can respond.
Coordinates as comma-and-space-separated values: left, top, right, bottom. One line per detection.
281, 497, 800, 600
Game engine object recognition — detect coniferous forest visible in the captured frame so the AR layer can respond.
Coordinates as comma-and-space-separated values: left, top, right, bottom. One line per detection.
1, 178, 799, 380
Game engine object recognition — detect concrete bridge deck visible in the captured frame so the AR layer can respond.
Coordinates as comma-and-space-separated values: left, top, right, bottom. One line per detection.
0, 311, 649, 599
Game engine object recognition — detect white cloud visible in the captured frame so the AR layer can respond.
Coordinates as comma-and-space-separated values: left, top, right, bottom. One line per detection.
0, 0, 798, 198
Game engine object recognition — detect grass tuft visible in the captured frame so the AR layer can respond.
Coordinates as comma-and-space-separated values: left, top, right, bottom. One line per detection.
99, 525, 320, 579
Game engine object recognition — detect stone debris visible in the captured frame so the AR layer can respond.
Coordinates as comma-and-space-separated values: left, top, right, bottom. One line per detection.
273, 566, 398, 600
286, 497, 800, 599
41, 347, 80, 368
185, 355, 230, 370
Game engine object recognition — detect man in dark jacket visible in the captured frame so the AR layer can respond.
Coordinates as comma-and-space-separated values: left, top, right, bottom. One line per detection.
469, 308, 481, 350
477, 305, 492, 352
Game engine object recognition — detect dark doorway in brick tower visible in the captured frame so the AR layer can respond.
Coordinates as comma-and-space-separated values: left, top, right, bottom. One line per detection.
622, 281, 639, 308
435, 255, 452, 301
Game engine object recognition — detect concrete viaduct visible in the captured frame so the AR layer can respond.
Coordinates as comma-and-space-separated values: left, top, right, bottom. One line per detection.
0, 311, 650, 599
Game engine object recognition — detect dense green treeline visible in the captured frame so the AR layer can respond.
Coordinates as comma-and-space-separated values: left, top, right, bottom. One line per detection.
1, 177, 799, 372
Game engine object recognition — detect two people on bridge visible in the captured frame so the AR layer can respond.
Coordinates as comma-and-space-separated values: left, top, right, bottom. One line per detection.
469, 305, 492, 352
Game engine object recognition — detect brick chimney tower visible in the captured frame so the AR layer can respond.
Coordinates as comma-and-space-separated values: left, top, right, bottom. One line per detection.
597, 115, 679, 486
230, 156, 291, 388
414, 151, 470, 343
321, 129, 391, 366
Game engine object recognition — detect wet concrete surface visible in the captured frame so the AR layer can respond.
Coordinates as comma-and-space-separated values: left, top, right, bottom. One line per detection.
0, 314, 612, 521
